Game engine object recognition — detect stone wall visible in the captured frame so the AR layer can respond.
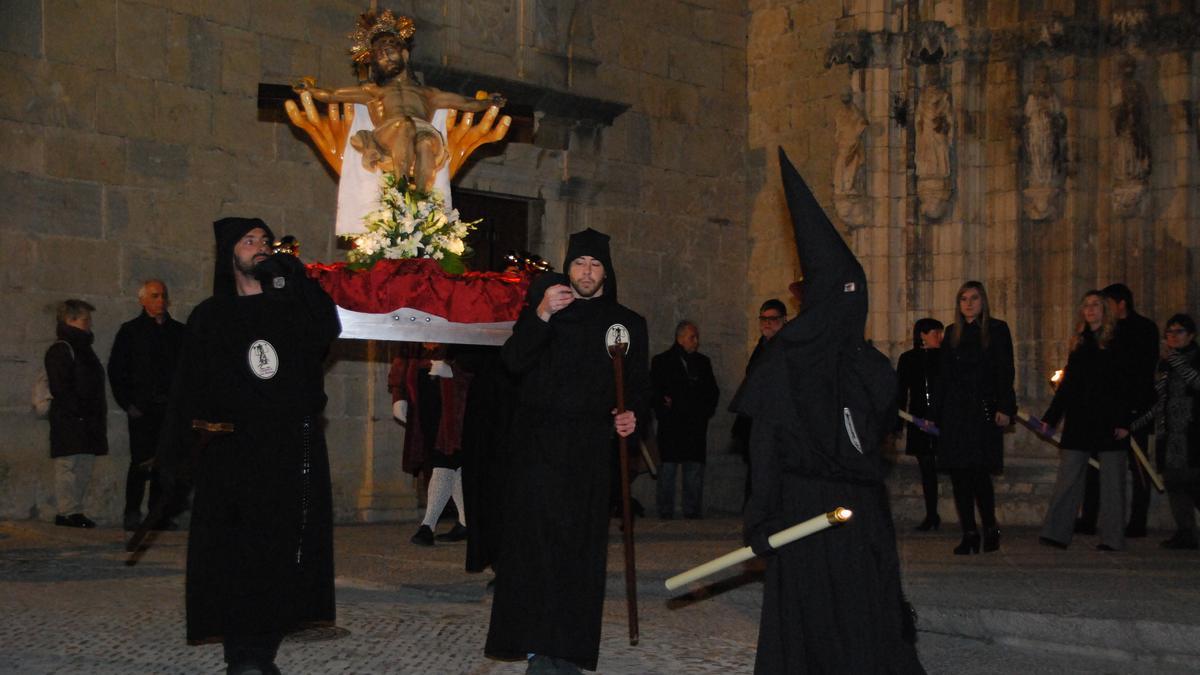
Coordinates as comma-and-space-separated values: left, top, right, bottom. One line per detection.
0, 0, 752, 523
747, 0, 1200, 526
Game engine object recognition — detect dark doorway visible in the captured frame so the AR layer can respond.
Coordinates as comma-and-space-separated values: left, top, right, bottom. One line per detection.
453, 190, 536, 273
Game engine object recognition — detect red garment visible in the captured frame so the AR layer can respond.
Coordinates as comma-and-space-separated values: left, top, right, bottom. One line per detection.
306, 259, 529, 322
387, 344, 473, 476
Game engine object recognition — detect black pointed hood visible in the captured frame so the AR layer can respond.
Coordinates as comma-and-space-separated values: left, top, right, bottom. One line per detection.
212, 217, 274, 297
730, 149, 897, 486
563, 227, 617, 301
777, 147, 867, 342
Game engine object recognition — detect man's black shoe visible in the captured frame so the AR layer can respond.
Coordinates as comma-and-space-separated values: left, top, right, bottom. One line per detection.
410, 525, 434, 546
1124, 525, 1147, 538
1161, 532, 1199, 550
1096, 543, 1118, 551
1073, 519, 1096, 535
152, 519, 179, 531
1038, 536, 1068, 550
434, 523, 468, 542
58, 513, 96, 528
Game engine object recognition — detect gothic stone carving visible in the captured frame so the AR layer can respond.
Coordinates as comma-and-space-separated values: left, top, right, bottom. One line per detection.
1021, 66, 1067, 221
1111, 54, 1151, 218
916, 64, 953, 220
833, 92, 868, 226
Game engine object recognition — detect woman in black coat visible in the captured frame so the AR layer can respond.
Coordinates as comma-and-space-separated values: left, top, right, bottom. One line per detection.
933, 281, 1016, 555
896, 318, 944, 530
1038, 291, 1129, 550
46, 299, 108, 528
1132, 314, 1200, 549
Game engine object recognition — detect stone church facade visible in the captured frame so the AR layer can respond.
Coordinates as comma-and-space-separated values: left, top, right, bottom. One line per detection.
1, 0, 1196, 526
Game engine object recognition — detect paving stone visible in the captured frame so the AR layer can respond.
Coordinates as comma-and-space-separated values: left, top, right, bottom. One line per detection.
2, 519, 1198, 674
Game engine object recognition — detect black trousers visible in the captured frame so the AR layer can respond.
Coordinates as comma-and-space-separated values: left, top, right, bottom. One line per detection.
949, 468, 995, 533
124, 412, 164, 515
917, 455, 939, 518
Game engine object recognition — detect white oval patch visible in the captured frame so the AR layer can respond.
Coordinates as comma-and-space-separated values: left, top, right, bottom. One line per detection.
605, 323, 630, 357
247, 339, 279, 379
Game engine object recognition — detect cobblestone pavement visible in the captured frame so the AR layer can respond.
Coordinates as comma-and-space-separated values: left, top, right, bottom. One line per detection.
1, 518, 1197, 674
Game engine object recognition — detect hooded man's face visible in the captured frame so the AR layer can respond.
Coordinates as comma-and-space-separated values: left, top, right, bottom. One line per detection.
568, 255, 605, 298
233, 228, 272, 276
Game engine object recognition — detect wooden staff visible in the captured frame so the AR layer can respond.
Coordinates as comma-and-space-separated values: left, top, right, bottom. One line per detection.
1014, 409, 1102, 469
607, 334, 639, 646
665, 508, 852, 591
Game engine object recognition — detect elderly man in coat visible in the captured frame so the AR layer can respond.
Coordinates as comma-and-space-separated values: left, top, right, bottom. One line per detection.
651, 320, 719, 519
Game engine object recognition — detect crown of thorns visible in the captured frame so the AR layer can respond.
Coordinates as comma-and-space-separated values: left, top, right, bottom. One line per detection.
349, 10, 415, 63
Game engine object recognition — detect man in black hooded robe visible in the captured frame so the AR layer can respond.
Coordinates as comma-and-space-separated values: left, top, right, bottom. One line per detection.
485, 228, 649, 674
158, 217, 341, 675
732, 150, 924, 674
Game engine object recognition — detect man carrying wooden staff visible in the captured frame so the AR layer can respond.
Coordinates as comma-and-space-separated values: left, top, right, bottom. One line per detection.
485, 228, 649, 674
730, 150, 924, 674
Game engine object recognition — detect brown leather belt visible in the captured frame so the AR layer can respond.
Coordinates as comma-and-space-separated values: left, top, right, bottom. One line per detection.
191, 419, 236, 433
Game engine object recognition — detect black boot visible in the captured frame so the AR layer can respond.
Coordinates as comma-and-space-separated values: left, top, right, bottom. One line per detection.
915, 514, 940, 531
982, 527, 1000, 552
953, 531, 980, 555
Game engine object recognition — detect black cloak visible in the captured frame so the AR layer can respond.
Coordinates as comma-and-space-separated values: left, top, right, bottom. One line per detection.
485, 229, 650, 671
158, 217, 341, 645
732, 150, 924, 674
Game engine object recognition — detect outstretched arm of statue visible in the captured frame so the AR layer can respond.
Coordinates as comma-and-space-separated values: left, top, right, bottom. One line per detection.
428, 89, 505, 113
294, 77, 376, 104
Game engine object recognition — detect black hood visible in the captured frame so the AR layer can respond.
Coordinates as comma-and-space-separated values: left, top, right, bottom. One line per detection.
212, 217, 274, 297
563, 228, 617, 302
729, 149, 895, 484
777, 148, 867, 344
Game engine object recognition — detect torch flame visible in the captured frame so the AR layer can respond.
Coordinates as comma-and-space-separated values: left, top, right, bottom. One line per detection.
1050, 369, 1064, 388
828, 507, 853, 524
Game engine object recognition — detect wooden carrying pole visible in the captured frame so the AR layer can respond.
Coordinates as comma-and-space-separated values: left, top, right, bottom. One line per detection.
665, 508, 852, 591
609, 339, 639, 646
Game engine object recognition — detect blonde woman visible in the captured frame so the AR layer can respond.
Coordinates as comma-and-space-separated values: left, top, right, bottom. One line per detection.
1038, 291, 1130, 550
933, 281, 1016, 554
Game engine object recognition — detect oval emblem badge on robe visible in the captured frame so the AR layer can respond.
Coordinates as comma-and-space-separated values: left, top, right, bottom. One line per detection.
248, 339, 279, 379
605, 324, 630, 357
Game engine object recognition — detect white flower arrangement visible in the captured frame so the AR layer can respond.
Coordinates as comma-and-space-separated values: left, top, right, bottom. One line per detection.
341, 174, 477, 273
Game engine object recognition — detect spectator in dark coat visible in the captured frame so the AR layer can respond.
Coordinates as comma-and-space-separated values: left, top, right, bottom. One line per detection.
1103, 283, 1160, 538
1132, 314, 1200, 549
730, 298, 787, 503
896, 317, 944, 531
108, 279, 185, 531
46, 299, 108, 528
1038, 291, 1130, 551
932, 281, 1016, 555
652, 320, 719, 519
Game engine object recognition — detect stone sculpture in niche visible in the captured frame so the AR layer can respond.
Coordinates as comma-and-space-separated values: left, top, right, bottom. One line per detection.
833, 91, 869, 226
916, 63, 954, 220
1021, 65, 1066, 221
1110, 54, 1151, 217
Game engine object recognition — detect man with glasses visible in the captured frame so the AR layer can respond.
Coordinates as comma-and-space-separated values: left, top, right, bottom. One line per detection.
731, 299, 789, 502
